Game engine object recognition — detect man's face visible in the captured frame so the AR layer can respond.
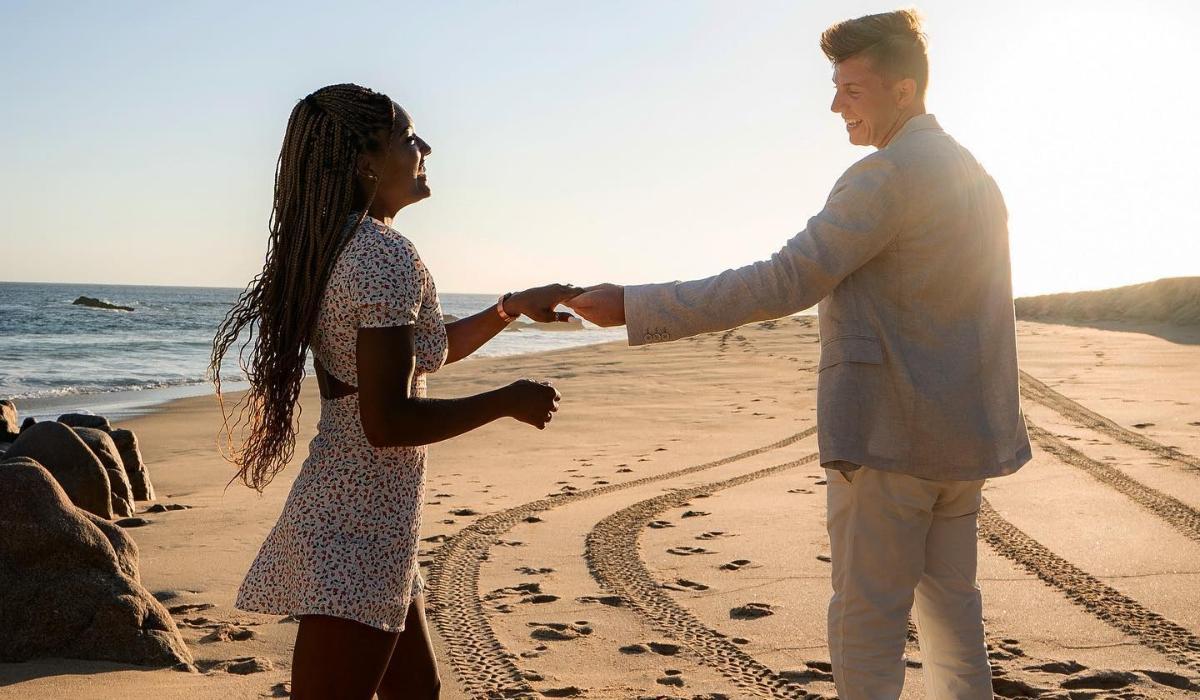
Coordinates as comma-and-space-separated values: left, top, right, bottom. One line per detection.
830, 55, 906, 148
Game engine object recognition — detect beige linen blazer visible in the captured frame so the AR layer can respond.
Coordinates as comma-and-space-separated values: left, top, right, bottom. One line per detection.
624, 114, 1031, 481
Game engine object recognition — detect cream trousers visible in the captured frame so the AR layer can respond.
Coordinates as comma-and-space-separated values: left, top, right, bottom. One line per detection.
825, 466, 993, 700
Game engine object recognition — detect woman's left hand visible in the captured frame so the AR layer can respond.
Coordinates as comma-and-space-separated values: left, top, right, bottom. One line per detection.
505, 284, 586, 323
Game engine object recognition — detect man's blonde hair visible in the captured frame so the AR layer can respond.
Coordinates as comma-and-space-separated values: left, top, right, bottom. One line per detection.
821, 9, 929, 98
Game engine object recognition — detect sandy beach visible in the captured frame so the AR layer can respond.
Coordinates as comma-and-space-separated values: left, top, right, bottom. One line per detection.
3, 316, 1200, 699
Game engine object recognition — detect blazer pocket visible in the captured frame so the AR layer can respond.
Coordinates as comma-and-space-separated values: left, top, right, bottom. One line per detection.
818, 335, 883, 372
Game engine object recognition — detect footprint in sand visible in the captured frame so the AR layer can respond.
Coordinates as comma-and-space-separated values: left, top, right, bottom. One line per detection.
616, 468, 634, 473
523, 515, 544, 523
667, 546, 714, 556
528, 621, 593, 641
656, 670, 685, 687
695, 531, 732, 540
730, 602, 775, 620
116, 517, 152, 528
484, 582, 542, 601
648, 520, 675, 529
266, 682, 291, 697
167, 602, 216, 615
449, 507, 479, 516
1024, 660, 1087, 674
719, 559, 755, 571
200, 624, 257, 643
1132, 422, 1155, 429
680, 510, 710, 518
787, 488, 813, 494
421, 534, 450, 543
816, 554, 831, 563
578, 595, 626, 607
662, 578, 709, 592
516, 566, 555, 575
197, 657, 274, 675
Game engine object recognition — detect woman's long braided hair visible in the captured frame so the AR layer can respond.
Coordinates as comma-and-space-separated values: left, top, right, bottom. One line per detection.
211, 83, 398, 492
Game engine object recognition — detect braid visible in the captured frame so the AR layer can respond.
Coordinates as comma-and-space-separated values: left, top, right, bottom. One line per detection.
211, 83, 398, 492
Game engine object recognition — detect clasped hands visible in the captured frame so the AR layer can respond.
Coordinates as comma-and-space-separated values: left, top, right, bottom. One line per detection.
504, 283, 626, 328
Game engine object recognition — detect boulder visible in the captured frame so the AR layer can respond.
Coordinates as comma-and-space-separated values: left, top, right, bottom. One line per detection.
0, 457, 191, 666
109, 428, 155, 501
58, 412, 112, 432
0, 399, 18, 441
20, 417, 36, 433
5, 421, 114, 519
73, 427, 136, 517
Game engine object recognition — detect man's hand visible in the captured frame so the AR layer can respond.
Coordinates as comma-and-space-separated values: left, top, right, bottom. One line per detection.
506, 284, 586, 323
564, 283, 626, 327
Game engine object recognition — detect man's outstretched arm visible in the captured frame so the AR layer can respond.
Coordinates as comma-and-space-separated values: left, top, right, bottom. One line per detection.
567, 155, 905, 345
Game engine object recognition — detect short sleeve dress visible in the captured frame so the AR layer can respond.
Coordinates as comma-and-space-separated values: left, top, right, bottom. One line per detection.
235, 213, 448, 632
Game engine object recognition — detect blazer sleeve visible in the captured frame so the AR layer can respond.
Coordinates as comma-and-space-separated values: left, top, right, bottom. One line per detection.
625, 154, 904, 346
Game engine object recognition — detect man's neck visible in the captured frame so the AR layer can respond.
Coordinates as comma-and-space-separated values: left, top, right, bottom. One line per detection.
875, 105, 927, 149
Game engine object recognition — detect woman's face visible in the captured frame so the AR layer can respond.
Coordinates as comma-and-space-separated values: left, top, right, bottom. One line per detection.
359, 104, 432, 213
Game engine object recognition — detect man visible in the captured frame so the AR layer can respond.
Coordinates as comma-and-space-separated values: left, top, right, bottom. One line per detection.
567, 9, 1030, 699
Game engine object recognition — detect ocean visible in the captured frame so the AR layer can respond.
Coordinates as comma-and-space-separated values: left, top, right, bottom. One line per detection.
0, 282, 626, 422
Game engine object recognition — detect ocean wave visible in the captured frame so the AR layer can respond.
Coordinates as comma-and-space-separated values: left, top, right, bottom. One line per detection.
2, 376, 247, 401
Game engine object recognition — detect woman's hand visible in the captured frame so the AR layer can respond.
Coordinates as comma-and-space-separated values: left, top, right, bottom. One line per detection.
505, 379, 561, 429
504, 284, 586, 323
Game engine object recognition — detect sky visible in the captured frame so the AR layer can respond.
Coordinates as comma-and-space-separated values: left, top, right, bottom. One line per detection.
1, 0, 1197, 297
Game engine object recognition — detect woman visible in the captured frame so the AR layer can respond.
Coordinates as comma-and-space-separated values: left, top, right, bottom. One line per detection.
210, 83, 578, 699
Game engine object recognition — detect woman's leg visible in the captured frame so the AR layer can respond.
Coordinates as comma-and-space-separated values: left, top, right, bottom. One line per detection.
291, 614, 400, 700
376, 591, 442, 700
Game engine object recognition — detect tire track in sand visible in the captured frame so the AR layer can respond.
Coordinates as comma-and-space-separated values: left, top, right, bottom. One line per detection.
979, 498, 1200, 671
586, 449, 1200, 696
1024, 419, 1200, 543
425, 427, 817, 699
1019, 370, 1200, 471
586, 454, 825, 699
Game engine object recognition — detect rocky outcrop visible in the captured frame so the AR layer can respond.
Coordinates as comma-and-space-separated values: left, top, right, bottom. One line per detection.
72, 296, 134, 312
0, 399, 18, 441
73, 427, 135, 517
58, 412, 113, 432
5, 421, 114, 519
0, 456, 191, 666
109, 428, 155, 501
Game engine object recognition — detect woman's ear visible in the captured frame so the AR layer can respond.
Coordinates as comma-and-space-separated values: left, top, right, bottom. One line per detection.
356, 152, 378, 182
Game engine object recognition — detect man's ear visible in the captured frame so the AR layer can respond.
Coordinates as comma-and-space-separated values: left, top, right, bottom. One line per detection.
894, 78, 917, 109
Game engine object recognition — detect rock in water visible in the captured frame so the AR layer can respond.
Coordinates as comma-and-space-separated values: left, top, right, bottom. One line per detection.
0, 399, 18, 441
73, 427, 136, 517
72, 296, 134, 312
58, 412, 113, 432
109, 428, 154, 501
0, 457, 192, 666
5, 421, 114, 518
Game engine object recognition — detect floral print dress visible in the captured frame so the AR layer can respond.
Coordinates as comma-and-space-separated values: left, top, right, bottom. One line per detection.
236, 213, 448, 632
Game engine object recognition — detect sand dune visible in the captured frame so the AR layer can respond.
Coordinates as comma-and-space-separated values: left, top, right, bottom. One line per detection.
1016, 276, 1200, 325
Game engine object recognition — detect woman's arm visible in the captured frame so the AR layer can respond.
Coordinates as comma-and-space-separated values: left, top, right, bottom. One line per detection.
358, 325, 560, 447
444, 284, 583, 364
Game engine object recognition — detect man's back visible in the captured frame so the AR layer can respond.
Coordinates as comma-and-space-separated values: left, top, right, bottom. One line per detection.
816, 114, 1031, 479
